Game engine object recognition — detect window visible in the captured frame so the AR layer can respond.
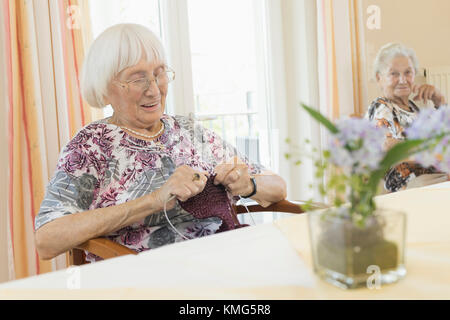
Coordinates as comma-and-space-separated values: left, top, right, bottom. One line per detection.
88, 0, 162, 117
89, 0, 161, 38
186, 0, 267, 166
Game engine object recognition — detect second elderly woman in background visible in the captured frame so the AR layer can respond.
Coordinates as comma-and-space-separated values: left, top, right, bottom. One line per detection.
34, 23, 287, 262
366, 42, 448, 192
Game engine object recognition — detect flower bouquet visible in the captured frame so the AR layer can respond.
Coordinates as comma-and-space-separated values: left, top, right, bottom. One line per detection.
293, 104, 450, 289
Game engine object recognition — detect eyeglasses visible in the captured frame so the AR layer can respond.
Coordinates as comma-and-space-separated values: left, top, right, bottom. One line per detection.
115, 67, 175, 93
384, 70, 414, 79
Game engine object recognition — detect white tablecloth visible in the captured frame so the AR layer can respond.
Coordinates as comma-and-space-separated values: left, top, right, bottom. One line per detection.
0, 224, 315, 290
1, 182, 449, 299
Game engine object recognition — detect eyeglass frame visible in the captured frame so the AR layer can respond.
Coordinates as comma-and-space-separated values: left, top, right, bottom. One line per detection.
114, 66, 176, 94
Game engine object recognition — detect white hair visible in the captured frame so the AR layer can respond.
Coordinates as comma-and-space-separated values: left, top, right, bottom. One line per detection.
373, 42, 419, 79
81, 23, 167, 108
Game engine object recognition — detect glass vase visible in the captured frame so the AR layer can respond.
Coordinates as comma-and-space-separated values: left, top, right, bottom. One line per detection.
308, 208, 407, 289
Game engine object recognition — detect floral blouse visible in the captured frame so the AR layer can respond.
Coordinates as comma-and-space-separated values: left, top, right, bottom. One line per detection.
36, 114, 264, 262
365, 97, 438, 192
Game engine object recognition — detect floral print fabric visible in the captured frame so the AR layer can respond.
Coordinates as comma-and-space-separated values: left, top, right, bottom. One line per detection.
365, 97, 438, 192
36, 114, 264, 262
365, 97, 420, 139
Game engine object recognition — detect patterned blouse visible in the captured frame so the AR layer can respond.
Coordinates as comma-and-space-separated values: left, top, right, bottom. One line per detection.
365, 97, 438, 192
36, 114, 263, 262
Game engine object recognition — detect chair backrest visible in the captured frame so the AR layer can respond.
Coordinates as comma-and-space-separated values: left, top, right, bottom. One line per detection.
68, 199, 324, 266
349, 113, 363, 118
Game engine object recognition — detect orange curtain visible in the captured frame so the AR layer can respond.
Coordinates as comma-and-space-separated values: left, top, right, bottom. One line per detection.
348, 0, 364, 117
317, 0, 340, 120
316, 0, 367, 204
3, 0, 95, 280
58, 0, 96, 136
317, 0, 364, 119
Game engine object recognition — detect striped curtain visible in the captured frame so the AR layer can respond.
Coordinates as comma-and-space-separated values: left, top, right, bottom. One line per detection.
347, 0, 365, 117
317, 0, 340, 120
2, 0, 97, 280
315, 0, 366, 206
317, 0, 365, 119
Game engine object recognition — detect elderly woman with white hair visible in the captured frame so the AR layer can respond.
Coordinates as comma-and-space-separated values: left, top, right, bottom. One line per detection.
34, 23, 287, 262
365, 42, 448, 192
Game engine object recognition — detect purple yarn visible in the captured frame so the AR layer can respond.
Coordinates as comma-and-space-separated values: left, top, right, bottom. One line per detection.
179, 174, 248, 232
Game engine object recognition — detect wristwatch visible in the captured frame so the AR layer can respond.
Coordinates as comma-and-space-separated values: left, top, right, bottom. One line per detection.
242, 176, 257, 198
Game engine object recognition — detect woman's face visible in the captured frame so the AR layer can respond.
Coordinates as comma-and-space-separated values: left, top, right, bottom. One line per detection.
106, 59, 168, 130
377, 56, 416, 101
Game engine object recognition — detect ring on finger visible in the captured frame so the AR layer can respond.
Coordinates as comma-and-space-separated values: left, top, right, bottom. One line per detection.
192, 173, 201, 181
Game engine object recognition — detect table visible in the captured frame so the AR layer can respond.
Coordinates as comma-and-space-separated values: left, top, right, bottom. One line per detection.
1, 182, 450, 299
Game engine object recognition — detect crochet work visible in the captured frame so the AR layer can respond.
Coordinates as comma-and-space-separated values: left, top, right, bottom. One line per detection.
179, 175, 249, 232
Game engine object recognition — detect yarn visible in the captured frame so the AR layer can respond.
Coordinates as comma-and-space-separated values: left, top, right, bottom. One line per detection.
180, 174, 249, 232
163, 174, 250, 240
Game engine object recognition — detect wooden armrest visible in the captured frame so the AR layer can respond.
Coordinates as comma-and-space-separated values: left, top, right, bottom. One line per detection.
69, 200, 328, 265
234, 199, 327, 214
75, 238, 137, 260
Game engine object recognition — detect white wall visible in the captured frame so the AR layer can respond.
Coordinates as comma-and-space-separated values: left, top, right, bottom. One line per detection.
360, 0, 450, 108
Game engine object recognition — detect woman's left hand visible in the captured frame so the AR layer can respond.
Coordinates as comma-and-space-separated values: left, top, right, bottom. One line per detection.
412, 84, 446, 107
214, 156, 255, 197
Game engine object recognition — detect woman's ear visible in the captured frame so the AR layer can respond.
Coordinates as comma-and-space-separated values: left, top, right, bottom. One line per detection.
103, 81, 115, 105
375, 72, 381, 83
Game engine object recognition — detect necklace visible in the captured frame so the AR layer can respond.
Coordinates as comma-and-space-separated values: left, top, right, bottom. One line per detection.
389, 98, 413, 112
121, 121, 165, 139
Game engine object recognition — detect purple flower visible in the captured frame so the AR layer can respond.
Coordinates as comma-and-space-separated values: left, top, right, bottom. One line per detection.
66, 131, 91, 151
135, 152, 157, 167
63, 151, 88, 173
119, 168, 140, 186
89, 123, 108, 131
98, 187, 119, 207
93, 135, 113, 157
157, 132, 169, 144
406, 106, 450, 172
327, 118, 386, 174
121, 229, 145, 246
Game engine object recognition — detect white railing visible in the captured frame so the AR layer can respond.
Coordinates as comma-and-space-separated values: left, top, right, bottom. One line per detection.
190, 111, 260, 164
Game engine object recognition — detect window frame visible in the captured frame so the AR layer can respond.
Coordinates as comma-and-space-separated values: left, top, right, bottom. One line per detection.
161, 0, 280, 171
89, 0, 285, 174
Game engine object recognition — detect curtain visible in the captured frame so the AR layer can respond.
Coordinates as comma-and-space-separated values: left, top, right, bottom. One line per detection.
314, 0, 367, 205
347, 0, 365, 117
317, 0, 340, 120
2, 0, 96, 280
317, 0, 365, 119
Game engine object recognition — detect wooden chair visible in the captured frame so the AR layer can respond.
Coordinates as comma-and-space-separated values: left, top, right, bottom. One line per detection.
349, 113, 363, 118
68, 199, 326, 266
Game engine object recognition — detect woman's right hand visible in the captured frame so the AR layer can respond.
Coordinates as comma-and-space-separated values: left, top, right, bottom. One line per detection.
152, 165, 209, 210
412, 84, 446, 107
